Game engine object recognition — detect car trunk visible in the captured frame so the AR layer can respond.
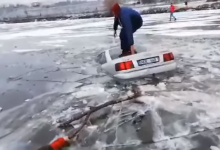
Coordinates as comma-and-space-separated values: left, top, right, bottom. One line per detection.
113, 51, 174, 73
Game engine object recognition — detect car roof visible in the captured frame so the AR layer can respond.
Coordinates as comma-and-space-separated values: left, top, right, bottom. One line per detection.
107, 45, 172, 61
108, 45, 148, 60
96, 45, 171, 63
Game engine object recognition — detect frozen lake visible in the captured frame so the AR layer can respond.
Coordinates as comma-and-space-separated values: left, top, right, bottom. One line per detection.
0, 9, 220, 150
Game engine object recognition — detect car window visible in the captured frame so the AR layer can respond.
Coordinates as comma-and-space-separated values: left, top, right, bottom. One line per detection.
109, 45, 147, 60
96, 52, 107, 65
96, 53, 102, 63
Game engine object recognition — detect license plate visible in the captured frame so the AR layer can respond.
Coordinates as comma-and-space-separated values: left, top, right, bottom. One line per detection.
137, 56, 159, 66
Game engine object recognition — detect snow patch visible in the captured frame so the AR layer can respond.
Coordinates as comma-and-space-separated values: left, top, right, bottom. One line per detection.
0, 28, 70, 40
40, 40, 68, 44
144, 21, 217, 30
156, 30, 220, 37
13, 49, 42, 53
211, 146, 220, 150
190, 74, 214, 82
72, 84, 105, 99
52, 44, 65, 47
64, 31, 111, 38
138, 83, 167, 93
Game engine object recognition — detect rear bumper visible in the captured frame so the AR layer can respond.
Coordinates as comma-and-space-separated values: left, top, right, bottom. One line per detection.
113, 62, 177, 80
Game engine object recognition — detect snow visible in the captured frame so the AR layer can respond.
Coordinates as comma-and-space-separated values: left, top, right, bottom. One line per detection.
72, 84, 105, 99
0, 8, 220, 150
0, 28, 70, 40
40, 39, 68, 44
1, 10, 220, 41
13, 49, 43, 53
211, 146, 220, 150
154, 30, 220, 37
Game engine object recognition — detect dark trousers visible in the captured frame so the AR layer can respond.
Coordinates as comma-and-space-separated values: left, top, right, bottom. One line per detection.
119, 20, 142, 52
170, 12, 176, 21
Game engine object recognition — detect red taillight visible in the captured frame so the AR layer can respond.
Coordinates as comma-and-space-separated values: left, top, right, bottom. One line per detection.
163, 53, 174, 62
115, 60, 134, 71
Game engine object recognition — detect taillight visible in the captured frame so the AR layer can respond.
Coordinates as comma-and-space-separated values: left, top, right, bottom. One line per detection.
115, 60, 134, 71
163, 53, 174, 62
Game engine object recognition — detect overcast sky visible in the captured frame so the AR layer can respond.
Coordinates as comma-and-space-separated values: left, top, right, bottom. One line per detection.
0, 0, 96, 5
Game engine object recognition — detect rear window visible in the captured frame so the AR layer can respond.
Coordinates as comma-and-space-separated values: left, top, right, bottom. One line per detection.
96, 52, 107, 65
109, 45, 147, 60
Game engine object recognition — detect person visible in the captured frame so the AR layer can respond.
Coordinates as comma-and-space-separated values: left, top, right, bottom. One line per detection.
111, 3, 143, 57
170, 3, 177, 21
37, 136, 73, 150
184, 1, 188, 8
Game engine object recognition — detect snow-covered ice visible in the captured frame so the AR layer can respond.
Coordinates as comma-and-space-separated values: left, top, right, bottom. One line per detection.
0, 9, 220, 150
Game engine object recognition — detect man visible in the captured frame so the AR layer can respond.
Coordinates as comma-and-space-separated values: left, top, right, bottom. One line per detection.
111, 3, 143, 57
170, 3, 177, 21
37, 136, 73, 150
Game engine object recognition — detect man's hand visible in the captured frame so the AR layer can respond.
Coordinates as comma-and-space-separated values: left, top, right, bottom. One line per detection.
114, 30, 117, 38
130, 45, 136, 54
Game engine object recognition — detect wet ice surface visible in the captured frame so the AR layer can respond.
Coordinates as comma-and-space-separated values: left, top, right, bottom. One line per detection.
1, 9, 220, 150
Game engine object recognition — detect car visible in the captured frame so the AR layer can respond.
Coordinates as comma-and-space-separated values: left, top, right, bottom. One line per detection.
95, 45, 177, 80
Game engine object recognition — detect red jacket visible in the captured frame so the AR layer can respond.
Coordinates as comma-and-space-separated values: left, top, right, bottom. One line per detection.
170, 4, 175, 12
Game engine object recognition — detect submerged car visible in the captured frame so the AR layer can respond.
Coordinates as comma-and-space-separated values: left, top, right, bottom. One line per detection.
96, 45, 177, 80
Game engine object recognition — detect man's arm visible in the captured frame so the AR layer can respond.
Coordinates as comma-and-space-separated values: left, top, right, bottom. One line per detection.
37, 146, 53, 150
113, 17, 119, 31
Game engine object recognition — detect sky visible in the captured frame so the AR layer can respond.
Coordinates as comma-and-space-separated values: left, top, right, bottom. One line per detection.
0, 0, 97, 5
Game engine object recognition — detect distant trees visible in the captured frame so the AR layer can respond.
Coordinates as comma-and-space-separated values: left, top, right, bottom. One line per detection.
141, 0, 156, 3
103, 0, 173, 5
31, 2, 41, 7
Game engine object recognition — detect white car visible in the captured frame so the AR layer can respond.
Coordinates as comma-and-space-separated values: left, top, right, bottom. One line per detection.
96, 46, 177, 80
